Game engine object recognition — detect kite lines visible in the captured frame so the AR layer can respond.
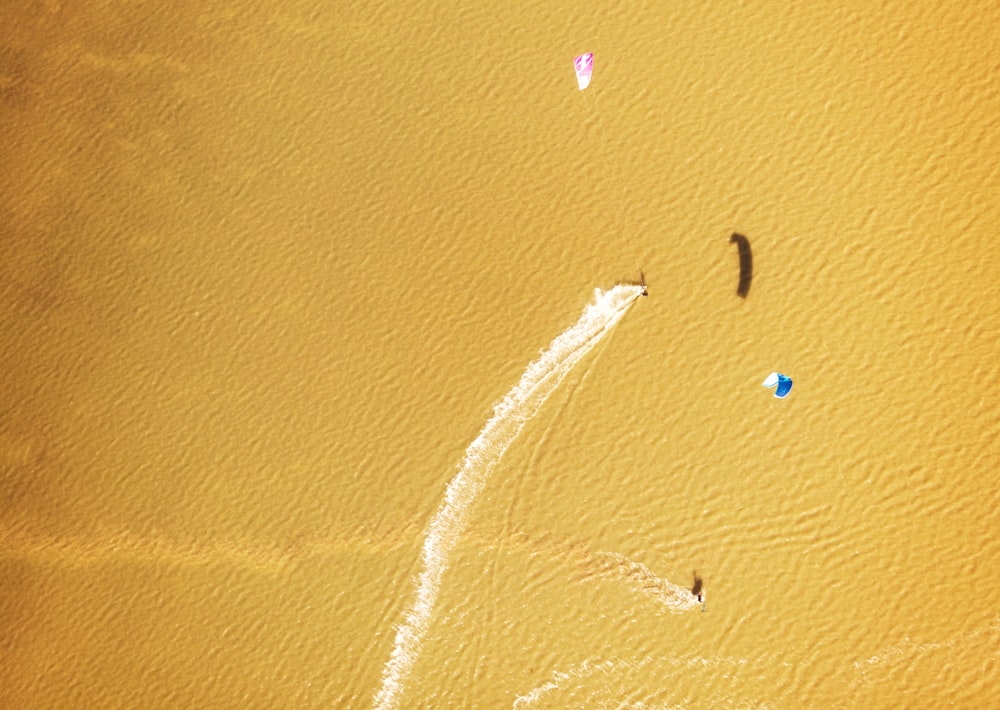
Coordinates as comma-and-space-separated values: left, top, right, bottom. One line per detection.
574, 52, 643, 281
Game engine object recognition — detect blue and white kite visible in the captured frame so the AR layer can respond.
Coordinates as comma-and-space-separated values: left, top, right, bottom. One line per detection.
762, 372, 793, 399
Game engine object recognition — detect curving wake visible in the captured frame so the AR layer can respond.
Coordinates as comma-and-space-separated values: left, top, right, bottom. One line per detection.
597, 552, 703, 613
373, 285, 644, 709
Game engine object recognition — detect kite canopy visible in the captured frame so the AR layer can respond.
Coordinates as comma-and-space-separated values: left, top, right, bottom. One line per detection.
574, 52, 594, 90
762, 372, 793, 399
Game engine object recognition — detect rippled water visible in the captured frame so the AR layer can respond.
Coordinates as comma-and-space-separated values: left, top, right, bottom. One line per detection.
3, 1, 999, 707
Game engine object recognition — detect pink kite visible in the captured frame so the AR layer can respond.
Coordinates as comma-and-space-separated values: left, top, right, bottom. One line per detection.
574, 53, 594, 90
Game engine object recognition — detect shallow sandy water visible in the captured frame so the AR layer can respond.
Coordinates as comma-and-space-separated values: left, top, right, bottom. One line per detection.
2, 1, 999, 707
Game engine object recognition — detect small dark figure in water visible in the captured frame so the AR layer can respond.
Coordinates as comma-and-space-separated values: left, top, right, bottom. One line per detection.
693, 573, 706, 612
639, 271, 648, 297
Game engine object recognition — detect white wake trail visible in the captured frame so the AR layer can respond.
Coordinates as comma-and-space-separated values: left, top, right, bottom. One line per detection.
373, 285, 644, 709
597, 552, 702, 613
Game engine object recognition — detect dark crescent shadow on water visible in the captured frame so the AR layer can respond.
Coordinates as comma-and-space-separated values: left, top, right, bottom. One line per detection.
692, 571, 703, 599
730, 233, 752, 298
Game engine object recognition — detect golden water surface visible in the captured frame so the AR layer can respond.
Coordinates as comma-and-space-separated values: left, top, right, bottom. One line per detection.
3, 1, 999, 707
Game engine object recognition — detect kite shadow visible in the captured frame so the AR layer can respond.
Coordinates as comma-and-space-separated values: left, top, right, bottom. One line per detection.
730, 233, 752, 298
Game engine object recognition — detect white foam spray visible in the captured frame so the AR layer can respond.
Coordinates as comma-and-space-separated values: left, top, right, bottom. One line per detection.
373, 285, 644, 709
597, 552, 702, 613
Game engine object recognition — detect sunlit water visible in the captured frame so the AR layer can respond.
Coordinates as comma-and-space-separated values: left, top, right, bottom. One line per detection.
2, 1, 998, 707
